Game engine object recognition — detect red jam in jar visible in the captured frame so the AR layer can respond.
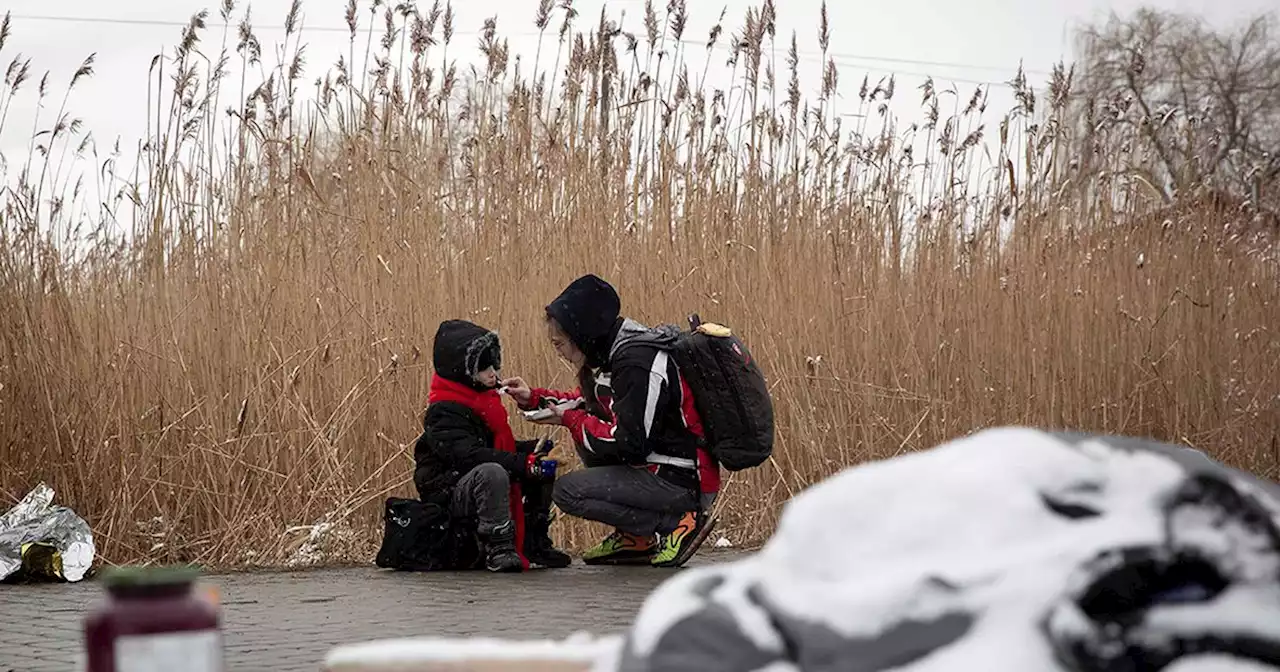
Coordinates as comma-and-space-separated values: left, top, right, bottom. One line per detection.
83, 565, 223, 671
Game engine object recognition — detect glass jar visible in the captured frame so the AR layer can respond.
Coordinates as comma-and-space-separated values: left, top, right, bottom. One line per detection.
83, 565, 223, 672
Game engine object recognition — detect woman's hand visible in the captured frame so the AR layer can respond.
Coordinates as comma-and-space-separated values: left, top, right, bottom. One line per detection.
529, 403, 566, 426
499, 377, 533, 405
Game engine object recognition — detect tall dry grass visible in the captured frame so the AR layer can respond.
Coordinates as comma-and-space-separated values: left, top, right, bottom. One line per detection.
1, 1, 1277, 569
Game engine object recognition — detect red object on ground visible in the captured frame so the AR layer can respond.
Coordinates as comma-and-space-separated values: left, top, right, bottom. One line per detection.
83, 565, 222, 671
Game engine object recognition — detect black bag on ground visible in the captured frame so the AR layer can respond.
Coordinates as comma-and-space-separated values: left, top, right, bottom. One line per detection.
668, 314, 775, 472
374, 497, 479, 571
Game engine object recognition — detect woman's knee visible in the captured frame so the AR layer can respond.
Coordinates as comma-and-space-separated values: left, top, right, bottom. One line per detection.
552, 471, 586, 512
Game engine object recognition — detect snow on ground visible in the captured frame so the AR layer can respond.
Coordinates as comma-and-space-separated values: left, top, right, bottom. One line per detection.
612, 427, 1280, 672
323, 632, 622, 670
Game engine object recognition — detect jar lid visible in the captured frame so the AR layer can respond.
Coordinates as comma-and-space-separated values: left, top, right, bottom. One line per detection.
102, 564, 202, 588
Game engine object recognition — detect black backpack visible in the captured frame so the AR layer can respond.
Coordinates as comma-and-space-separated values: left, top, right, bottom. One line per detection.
666, 314, 775, 471
374, 497, 480, 571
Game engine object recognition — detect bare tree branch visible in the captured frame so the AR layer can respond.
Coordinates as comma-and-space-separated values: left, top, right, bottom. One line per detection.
1070, 8, 1280, 215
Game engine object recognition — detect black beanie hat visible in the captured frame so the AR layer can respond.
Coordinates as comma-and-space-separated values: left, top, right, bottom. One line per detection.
546, 274, 621, 367
432, 319, 501, 389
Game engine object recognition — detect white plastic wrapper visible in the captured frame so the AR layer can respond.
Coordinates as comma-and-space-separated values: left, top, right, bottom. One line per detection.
0, 482, 95, 582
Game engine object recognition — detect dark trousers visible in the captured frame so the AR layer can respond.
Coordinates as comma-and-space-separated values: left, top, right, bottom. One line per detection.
450, 463, 510, 534
450, 463, 555, 535
552, 464, 698, 537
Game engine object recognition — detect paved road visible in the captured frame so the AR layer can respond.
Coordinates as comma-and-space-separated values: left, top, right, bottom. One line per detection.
0, 550, 743, 671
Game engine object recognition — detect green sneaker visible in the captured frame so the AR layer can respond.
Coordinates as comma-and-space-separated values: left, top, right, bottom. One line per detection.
581, 530, 657, 565
651, 512, 718, 568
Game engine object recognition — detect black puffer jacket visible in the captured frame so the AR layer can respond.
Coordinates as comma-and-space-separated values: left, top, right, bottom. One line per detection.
412, 320, 540, 501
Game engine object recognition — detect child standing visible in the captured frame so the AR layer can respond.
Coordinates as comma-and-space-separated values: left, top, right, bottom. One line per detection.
413, 319, 571, 572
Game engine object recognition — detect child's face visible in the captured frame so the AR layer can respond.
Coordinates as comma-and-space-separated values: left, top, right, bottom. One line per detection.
473, 366, 500, 388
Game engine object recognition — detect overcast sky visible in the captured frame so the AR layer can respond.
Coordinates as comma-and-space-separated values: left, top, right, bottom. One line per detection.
1, 0, 1274, 231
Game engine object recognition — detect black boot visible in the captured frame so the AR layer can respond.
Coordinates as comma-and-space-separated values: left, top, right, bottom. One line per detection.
524, 511, 572, 569
478, 520, 523, 573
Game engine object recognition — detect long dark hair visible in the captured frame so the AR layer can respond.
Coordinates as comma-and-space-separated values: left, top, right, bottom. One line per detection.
545, 311, 606, 418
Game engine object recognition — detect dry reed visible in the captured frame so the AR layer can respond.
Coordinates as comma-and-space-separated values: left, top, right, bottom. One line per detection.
1, 1, 1277, 569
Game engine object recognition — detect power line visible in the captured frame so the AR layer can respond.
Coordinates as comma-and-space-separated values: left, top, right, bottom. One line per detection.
5, 12, 538, 37
815, 51, 1052, 79
675, 39, 1031, 89
673, 37, 1053, 78
9, 11, 1052, 83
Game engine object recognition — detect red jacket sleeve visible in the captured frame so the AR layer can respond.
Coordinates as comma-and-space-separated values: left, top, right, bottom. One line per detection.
518, 386, 582, 411
560, 406, 619, 455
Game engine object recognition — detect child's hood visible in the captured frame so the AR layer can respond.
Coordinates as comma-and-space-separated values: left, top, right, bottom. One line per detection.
432, 319, 501, 385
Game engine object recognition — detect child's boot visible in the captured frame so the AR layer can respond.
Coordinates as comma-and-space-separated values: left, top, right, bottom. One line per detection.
524, 509, 571, 568
478, 519, 523, 573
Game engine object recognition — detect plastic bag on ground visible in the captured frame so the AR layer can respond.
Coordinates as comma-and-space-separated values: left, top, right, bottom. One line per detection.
0, 483, 96, 583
